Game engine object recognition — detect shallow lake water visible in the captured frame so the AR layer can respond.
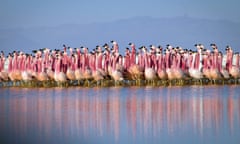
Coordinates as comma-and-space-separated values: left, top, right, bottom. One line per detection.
0, 85, 240, 144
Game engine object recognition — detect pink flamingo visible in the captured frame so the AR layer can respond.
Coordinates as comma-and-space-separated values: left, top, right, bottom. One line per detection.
165, 49, 174, 82
109, 47, 124, 83
66, 50, 76, 81
172, 52, 184, 81
202, 50, 211, 80
82, 49, 93, 82
21, 54, 33, 82
0, 52, 8, 81
73, 53, 84, 84
13, 52, 22, 81
189, 52, 203, 83
46, 54, 55, 81
155, 48, 167, 85
209, 49, 222, 84
95, 46, 108, 78
89, 49, 104, 83
54, 55, 67, 86
7, 54, 14, 81
36, 52, 48, 82
229, 51, 240, 79
218, 52, 230, 79
156, 51, 167, 80
142, 47, 157, 82
189, 45, 204, 79
91, 57, 104, 85
80, 47, 93, 82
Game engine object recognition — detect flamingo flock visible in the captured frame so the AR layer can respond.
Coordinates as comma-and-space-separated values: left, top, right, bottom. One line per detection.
0, 41, 239, 87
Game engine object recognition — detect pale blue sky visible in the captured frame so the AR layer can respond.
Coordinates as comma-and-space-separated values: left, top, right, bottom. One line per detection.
0, 0, 240, 28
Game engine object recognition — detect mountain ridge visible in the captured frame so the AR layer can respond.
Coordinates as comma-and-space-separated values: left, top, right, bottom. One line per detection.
0, 16, 239, 54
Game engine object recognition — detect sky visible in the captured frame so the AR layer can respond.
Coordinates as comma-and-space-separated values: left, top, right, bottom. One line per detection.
0, 0, 240, 28
0, 0, 239, 54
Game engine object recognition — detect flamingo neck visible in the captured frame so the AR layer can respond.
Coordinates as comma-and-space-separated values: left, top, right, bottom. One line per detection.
199, 51, 203, 72
191, 54, 196, 69
176, 54, 182, 69
130, 46, 136, 65
228, 52, 233, 69
55, 60, 61, 74
165, 53, 170, 69
236, 54, 239, 67
144, 53, 149, 69
218, 55, 223, 70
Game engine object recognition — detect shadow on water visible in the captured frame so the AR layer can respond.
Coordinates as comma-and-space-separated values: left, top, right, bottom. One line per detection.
0, 86, 240, 144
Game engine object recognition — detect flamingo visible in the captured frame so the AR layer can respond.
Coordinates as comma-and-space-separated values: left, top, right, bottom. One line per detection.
7, 54, 15, 81
90, 50, 104, 85
0, 52, 8, 82
82, 49, 93, 86
165, 48, 175, 85
54, 55, 67, 86
202, 50, 211, 80
191, 44, 204, 83
218, 52, 230, 80
172, 52, 185, 85
72, 49, 84, 85
109, 43, 124, 85
91, 68, 104, 86
229, 51, 240, 82
8, 51, 22, 86
142, 46, 157, 85
209, 49, 222, 84
46, 55, 55, 81
14, 52, 22, 82
66, 54, 76, 82
1, 42, 240, 87
95, 46, 108, 78
189, 52, 204, 84
21, 54, 33, 85
126, 47, 144, 85
156, 48, 167, 81
36, 53, 49, 82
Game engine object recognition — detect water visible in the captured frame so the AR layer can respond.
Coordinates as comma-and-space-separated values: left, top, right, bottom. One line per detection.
0, 86, 240, 144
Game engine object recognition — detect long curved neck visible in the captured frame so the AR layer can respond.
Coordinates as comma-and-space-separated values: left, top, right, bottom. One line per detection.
165, 53, 170, 69
8, 57, 13, 72
176, 54, 181, 69
236, 54, 239, 67
228, 51, 233, 69
55, 59, 61, 74
192, 54, 196, 69
144, 53, 149, 68
199, 50, 203, 71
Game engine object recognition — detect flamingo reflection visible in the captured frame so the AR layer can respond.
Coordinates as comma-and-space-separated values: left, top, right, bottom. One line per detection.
1, 87, 239, 142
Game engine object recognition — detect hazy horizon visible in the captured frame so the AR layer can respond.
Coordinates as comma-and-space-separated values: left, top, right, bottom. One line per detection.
0, 0, 240, 54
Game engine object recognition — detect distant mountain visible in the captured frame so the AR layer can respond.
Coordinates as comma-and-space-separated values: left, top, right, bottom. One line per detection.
0, 16, 239, 54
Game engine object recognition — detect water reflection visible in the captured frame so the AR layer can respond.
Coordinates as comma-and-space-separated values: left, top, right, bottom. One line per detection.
0, 86, 240, 143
